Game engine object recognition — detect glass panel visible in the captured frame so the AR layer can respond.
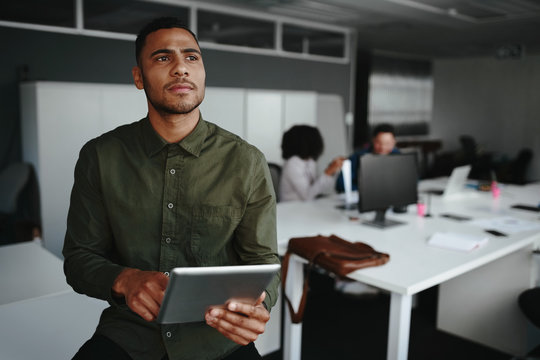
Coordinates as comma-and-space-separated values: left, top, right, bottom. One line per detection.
283, 24, 345, 58
84, 0, 189, 35
368, 56, 433, 136
0, 0, 74, 27
197, 10, 274, 49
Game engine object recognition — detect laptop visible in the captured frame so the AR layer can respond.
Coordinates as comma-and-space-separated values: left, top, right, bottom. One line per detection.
425, 164, 472, 197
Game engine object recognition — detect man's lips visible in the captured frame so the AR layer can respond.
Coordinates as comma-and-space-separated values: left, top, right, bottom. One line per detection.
167, 82, 194, 93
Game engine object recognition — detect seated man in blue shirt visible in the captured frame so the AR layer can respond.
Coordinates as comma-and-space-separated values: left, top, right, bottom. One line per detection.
335, 123, 400, 192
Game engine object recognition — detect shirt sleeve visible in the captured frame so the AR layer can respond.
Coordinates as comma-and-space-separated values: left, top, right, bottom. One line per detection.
62, 140, 126, 307
233, 150, 280, 312
281, 156, 334, 201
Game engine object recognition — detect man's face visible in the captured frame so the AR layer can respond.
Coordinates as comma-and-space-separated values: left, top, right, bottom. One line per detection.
372, 132, 396, 155
133, 27, 206, 116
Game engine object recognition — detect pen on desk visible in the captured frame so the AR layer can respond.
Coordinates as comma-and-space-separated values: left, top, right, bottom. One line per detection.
485, 229, 507, 237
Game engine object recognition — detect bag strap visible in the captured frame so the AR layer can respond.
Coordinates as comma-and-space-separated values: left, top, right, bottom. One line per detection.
281, 250, 327, 324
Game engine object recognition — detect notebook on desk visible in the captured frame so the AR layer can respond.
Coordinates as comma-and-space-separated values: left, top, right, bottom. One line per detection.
425, 165, 472, 197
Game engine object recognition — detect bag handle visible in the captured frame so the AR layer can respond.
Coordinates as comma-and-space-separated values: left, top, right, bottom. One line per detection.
281, 250, 327, 324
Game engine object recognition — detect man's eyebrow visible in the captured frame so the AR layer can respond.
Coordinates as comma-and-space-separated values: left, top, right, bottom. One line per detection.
149, 48, 202, 58
181, 47, 202, 56
150, 48, 173, 58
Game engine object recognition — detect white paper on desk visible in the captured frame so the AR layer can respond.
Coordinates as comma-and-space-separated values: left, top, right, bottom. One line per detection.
428, 232, 489, 252
342, 159, 354, 204
469, 216, 540, 235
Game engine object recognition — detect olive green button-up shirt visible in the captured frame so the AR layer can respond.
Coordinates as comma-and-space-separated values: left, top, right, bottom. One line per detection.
63, 116, 280, 360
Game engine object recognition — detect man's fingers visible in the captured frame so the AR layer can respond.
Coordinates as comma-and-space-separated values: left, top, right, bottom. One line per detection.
254, 291, 266, 306
129, 295, 160, 321
119, 270, 169, 321
227, 301, 269, 322
205, 309, 262, 345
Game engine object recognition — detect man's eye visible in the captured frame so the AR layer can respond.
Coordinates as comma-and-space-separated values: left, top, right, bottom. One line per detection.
186, 55, 198, 61
156, 56, 169, 62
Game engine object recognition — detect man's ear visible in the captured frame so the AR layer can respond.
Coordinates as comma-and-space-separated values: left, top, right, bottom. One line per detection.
132, 66, 144, 90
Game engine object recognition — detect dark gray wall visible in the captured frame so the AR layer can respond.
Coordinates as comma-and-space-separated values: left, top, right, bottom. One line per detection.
0, 26, 352, 170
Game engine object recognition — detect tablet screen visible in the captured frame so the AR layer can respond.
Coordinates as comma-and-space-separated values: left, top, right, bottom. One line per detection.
156, 264, 280, 324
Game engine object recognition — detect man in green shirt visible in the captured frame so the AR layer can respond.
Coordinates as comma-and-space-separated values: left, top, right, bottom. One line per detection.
63, 17, 280, 360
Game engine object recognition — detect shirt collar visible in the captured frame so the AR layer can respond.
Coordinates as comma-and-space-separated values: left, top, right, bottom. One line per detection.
141, 114, 208, 158
177, 114, 207, 157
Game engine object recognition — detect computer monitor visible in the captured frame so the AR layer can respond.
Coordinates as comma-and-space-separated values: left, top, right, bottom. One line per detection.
357, 153, 418, 228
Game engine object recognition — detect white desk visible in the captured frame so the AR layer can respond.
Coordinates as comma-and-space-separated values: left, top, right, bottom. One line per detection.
0, 241, 71, 305
0, 240, 280, 358
279, 181, 540, 360
0, 242, 108, 360
0, 291, 107, 360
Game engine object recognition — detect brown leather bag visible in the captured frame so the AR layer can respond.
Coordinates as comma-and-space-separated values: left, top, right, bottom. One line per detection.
281, 234, 390, 323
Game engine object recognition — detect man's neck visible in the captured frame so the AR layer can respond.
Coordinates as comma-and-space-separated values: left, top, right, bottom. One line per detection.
148, 108, 200, 143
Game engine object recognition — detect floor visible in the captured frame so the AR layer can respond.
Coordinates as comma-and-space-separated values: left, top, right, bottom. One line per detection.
263, 270, 514, 360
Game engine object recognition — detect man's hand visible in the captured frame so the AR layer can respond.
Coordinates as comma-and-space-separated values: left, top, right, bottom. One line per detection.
205, 292, 270, 345
112, 268, 169, 322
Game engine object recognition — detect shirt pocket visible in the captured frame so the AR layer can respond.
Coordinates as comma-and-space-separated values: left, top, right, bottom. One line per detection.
191, 205, 242, 264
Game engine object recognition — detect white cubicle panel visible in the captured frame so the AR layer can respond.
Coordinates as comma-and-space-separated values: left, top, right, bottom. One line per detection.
21, 82, 102, 258
101, 84, 148, 129
200, 87, 246, 137
245, 90, 283, 164
283, 91, 317, 132
316, 94, 347, 180
20, 82, 147, 257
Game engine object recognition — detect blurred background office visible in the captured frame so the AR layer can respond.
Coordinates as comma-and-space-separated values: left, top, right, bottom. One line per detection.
2, 0, 540, 252
2, 2, 540, 359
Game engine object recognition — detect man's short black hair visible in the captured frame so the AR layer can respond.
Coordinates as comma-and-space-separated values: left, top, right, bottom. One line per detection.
372, 123, 395, 137
281, 125, 324, 161
135, 17, 199, 65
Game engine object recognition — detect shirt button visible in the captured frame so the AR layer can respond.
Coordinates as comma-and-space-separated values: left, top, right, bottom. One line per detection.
166, 331, 172, 338
167, 203, 173, 209
165, 237, 171, 244
170, 169, 176, 175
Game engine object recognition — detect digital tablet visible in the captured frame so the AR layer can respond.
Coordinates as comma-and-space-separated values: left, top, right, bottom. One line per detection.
156, 264, 280, 324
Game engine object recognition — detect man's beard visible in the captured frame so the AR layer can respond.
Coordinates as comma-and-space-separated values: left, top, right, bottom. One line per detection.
141, 73, 204, 115
147, 92, 203, 115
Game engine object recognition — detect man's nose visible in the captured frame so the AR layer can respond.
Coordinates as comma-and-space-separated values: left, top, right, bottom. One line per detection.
171, 59, 188, 77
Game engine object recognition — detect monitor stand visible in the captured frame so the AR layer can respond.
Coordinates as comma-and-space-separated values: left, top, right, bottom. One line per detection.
362, 209, 405, 229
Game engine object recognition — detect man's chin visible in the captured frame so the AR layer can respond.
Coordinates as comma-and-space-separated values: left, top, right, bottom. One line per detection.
156, 102, 201, 116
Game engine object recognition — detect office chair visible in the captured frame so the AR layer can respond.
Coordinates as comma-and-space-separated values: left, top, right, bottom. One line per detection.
267, 163, 282, 203
0, 162, 32, 214
0, 162, 41, 244
514, 250, 540, 360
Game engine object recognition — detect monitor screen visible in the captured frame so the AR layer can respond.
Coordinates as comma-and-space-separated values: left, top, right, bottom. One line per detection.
357, 153, 418, 228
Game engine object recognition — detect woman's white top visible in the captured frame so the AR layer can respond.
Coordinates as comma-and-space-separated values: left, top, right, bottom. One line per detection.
279, 156, 335, 202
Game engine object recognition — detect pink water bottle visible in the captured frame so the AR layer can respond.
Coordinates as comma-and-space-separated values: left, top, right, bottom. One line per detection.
491, 181, 500, 198
417, 200, 426, 216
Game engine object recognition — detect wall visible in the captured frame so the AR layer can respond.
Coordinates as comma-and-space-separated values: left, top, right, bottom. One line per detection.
0, 26, 352, 170
431, 55, 540, 181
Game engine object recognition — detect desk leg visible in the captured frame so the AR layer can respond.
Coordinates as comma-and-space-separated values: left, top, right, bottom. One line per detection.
387, 292, 412, 360
283, 255, 303, 360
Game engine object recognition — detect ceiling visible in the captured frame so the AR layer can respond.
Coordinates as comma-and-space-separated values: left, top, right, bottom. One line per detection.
194, 0, 540, 59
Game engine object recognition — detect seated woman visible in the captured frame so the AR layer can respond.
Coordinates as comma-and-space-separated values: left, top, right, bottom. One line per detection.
279, 125, 344, 202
